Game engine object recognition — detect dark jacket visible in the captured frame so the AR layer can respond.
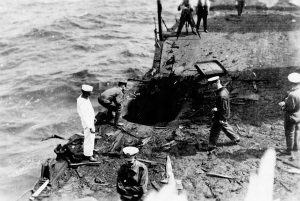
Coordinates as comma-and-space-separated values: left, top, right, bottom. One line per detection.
99, 87, 124, 105
214, 87, 230, 120
284, 86, 300, 123
117, 161, 148, 201
197, 0, 209, 15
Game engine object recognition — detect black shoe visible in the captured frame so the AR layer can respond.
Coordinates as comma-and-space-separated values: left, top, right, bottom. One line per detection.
232, 139, 240, 145
204, 30, 208, 33
88, 156, 97, 162
207, 145, 217, 151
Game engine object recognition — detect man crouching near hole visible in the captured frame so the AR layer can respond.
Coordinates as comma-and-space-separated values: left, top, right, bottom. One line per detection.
207, 76, 240, 150
98, 81, 127, 127
117, 147, 148, 201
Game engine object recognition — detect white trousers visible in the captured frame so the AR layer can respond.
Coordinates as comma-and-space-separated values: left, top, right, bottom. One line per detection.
83, 128, 95, 157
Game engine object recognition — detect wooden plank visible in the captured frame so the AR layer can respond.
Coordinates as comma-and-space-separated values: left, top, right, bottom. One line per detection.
137, 158, 164, 166
151, 181, 161, 191
69, 162, 102, 167
206, 172, 234, 179
29, 179, 49, 200
277, 157, 300, 169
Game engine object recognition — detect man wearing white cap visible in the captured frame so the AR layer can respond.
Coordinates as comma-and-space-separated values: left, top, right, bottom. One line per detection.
77, 84, 97, 162
207, 76, 240, 150
279, 72, 300, 159
98, 81, 127, 126
117, 146, 148, 201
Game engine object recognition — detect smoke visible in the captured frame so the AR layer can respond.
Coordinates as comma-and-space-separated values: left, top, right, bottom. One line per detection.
257, 0, 278, 7
144, 182, 188, 201
290, 0, 300, 6
258, 0, 300, 7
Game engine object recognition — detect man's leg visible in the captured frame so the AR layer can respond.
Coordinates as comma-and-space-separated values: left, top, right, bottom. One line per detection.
99, 99, 117, 121
284, 118, 295, 154
114, 104, 122, 126
176, 16, 185, 38
203, 14, 208, 32
196, 14, 201, 30
83, 128, 96, 161
292, 122, 300, 151
209, 120, 222, 147
220, 120, 240, 142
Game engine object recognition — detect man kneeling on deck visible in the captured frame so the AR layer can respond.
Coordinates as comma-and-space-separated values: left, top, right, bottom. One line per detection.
207, 76, 240, 150
98, 81, 127, 126
117, 147, 148, 201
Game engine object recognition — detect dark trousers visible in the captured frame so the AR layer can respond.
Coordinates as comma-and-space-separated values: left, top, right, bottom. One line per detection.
209, 119, 239, 146
176, 8, 196, 37
284, 117, 300, 152
98, 98, 121, 124
236, 1, 245, 16
196, 13, 207, 31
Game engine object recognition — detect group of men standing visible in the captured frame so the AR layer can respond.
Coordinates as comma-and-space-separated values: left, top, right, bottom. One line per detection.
176, 0, 247, 38
76, 81, 127, 162
76, 82, 148, 201
75, 70, 300, 200
176, 0, 210, 38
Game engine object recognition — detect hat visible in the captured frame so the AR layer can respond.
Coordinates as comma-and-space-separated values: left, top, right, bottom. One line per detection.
123, 146, 139, 157
207, 76, 220, 82
118, 81, 127, 87
288, 73, 300, 83
82, 84, 93, 92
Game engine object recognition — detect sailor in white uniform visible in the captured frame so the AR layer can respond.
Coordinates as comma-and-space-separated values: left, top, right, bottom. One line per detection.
77, 84, 97, 162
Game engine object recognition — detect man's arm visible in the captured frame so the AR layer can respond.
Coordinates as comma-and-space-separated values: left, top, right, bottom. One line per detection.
126, 166, 148, 195
285, 94, 296, 113
116, 167, 129, 195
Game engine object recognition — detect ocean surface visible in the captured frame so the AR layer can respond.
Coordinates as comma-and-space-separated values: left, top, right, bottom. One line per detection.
0, 0, 185, 200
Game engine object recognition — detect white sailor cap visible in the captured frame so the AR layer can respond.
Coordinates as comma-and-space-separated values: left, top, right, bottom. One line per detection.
82, 84, 93, 92
207, 76, 220, 82
123, 146, 139, 157
288, 72, 300, 83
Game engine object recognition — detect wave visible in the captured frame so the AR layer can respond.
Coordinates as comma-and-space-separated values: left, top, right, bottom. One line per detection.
120, 50, 149, 58
24, 28, 67, 40
1, 47, 20, 56
54, 16, 106, 31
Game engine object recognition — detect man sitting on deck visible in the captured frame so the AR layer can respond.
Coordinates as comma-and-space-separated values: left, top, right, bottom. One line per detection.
176, 0, 200, 39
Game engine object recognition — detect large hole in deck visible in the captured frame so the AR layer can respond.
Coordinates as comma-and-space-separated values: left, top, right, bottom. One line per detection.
124, 76, 190, 125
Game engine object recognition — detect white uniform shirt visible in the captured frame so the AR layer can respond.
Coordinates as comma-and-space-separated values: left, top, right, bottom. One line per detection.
77, 95, 95, 130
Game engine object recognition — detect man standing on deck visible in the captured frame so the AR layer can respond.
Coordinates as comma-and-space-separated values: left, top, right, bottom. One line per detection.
236, 0, 246, 17
176, 0, 200, 39
207, 76, 240, 150
196, 0, 210, 33
117, 146, 148, 201
98, 81, 127, 127
77, 84, 97, 162
279, 72, 300, 160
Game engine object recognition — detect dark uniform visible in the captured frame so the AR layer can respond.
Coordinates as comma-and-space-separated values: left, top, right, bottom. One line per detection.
117, 160, 148, 201
176, 1, 198, 38
196, 0, 210, 32
236, 0, 245, 16
98, 87, 124, 125
284, 86, 300, 153
209, 87, 240, 146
